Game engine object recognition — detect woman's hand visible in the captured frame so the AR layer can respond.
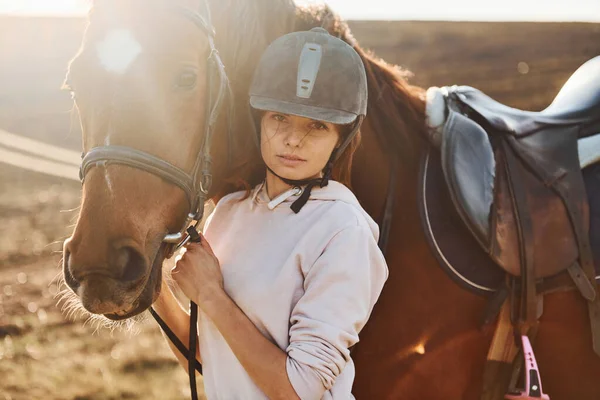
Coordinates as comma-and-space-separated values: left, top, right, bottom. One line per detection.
171, 232, 224, 309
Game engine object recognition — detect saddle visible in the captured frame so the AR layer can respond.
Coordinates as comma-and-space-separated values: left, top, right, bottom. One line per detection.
420, 56, 600, 342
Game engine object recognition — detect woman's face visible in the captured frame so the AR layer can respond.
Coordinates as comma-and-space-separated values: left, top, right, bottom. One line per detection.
260, 111, 341, 181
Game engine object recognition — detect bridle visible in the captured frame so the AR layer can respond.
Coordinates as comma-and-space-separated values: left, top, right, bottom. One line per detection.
80, 1, 230, 244
78, 2, 227, 399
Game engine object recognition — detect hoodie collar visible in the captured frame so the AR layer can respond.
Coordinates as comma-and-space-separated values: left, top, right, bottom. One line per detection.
251, 181, 303, 210
251, 180, 361, 210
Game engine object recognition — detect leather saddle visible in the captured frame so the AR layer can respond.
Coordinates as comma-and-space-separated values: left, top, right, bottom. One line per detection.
420, 56, 600, 336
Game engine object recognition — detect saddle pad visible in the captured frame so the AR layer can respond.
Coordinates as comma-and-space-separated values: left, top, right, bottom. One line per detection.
419, 148, 600, 296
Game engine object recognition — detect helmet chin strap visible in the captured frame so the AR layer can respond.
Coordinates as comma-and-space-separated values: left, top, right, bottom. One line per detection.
266, 154, 334, 214
258, 116, 362, 213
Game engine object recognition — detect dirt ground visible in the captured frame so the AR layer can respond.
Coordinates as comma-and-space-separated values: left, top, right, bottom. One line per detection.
0, 165, 201, 400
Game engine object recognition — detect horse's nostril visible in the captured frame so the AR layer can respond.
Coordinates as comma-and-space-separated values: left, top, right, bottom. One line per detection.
63, 244, 80, 290
114, 245, 148, 282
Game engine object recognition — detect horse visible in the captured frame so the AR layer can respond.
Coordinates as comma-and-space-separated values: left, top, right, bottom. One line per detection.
61, 0, 600, 398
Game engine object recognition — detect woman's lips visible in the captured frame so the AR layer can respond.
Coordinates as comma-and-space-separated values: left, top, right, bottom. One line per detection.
277, 154, 306, 167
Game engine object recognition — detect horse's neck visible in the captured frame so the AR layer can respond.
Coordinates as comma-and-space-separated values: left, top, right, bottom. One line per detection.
350, 56, 428, 219
351, 119, 396, 218
351, 109, 426, 223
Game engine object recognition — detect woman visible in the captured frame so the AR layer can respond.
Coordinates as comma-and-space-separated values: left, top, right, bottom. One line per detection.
153, 27, 388, 400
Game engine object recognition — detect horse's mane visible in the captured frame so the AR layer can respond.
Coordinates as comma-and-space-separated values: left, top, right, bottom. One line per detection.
211, 0, 427, 179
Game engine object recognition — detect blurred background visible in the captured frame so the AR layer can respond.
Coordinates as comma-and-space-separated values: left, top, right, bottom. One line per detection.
0, 0, 599, 399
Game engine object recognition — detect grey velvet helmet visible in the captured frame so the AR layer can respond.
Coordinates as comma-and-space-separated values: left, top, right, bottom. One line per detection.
249, 27, 368, 160
248, 27, 368, 213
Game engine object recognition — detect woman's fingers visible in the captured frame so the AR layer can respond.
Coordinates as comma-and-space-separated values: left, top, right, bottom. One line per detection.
184, 241, 203, 253
184, 232, 215, 257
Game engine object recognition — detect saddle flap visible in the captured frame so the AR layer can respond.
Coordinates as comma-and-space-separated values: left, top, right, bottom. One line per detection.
441, 109, 495, 249
491, 132, 584, 278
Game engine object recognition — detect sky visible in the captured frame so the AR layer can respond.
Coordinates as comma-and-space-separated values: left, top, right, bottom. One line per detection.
0, 0, 598, 22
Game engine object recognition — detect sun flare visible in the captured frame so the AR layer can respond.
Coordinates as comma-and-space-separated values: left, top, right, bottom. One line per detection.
0, 0, 90, 16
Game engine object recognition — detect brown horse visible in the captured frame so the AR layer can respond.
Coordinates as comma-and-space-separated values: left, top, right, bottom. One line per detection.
62, 0, 600, 398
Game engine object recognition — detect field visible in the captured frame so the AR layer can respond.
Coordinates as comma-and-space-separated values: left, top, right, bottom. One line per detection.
0, 14, 599, 400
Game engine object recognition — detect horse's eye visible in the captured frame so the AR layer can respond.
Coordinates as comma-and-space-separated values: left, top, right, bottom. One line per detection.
176, 70, 197, 88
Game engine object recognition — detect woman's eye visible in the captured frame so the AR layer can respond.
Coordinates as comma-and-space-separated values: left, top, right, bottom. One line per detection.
312, 122, 328, 131
272, 114, 286, 122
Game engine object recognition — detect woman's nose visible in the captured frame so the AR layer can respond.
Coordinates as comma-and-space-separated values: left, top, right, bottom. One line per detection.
284, 126, 305, 147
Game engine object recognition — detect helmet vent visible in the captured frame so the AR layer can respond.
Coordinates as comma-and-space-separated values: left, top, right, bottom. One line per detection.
296, 42, 322, 99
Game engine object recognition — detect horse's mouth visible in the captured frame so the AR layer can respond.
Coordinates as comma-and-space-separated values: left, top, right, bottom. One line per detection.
103, 242, 168, 321
104, 302, 150, 321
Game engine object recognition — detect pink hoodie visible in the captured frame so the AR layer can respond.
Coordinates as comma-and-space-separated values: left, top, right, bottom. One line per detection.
199, 180, 389, 399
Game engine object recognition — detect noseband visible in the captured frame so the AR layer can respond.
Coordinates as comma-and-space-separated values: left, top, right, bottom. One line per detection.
78, 2, 226, 399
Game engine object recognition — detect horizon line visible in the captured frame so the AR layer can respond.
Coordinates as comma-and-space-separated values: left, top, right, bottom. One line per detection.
0, 12, 599, 23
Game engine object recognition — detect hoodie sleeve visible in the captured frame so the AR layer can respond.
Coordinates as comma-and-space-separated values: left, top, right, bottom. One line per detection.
285, 224, 389, 400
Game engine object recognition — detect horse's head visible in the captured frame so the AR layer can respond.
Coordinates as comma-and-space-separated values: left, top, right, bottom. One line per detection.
63, 0, 233, 319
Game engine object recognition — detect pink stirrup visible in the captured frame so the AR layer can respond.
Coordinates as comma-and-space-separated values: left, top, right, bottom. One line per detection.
504, 335, 550, 400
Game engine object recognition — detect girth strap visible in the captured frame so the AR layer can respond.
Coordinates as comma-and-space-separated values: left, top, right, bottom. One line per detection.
552, 172, 600, 356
